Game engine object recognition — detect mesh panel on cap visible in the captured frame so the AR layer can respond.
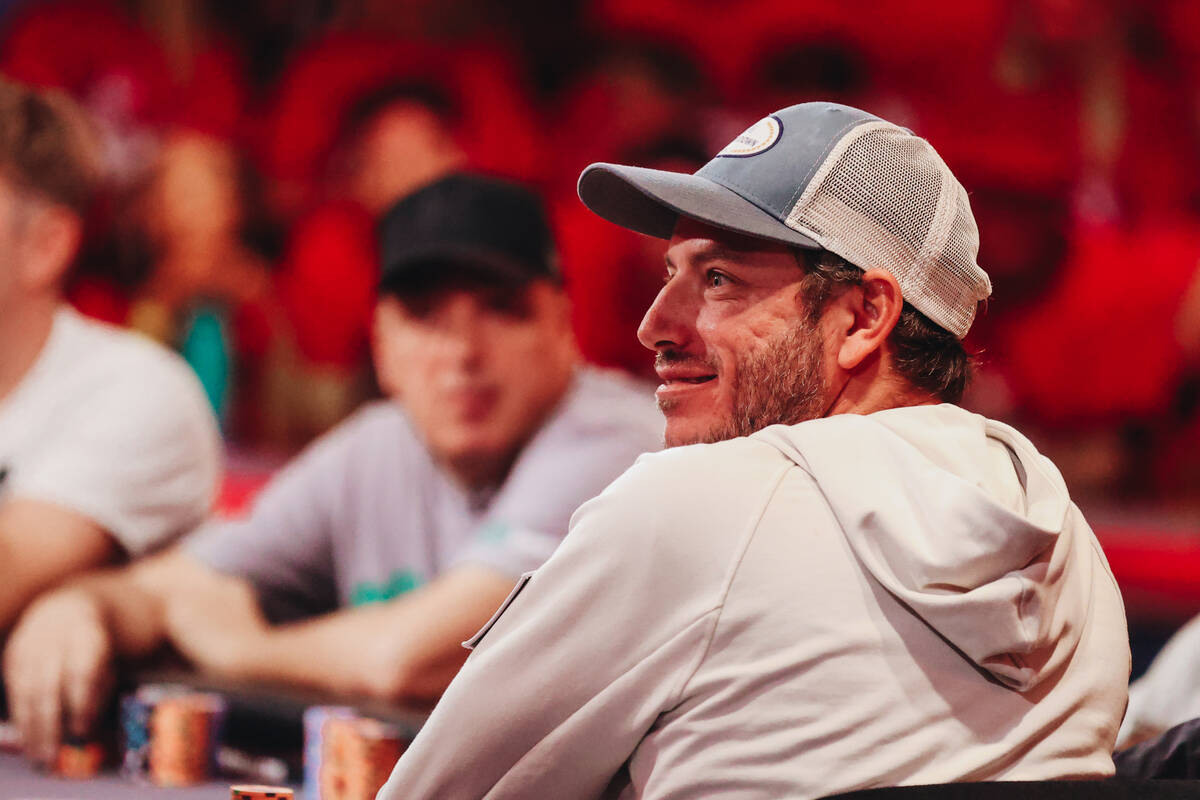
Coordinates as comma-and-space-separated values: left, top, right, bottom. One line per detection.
784, 121, 991, 338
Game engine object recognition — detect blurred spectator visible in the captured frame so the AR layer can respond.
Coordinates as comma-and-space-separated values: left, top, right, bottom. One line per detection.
2, 174, 662, 764
550, 40, 703, 193
0, 79, 219, 637
267, 80, 467, 445
1, 0, 247, 179
125, 131, 279, 437
0, 0, 283, 440
256, 30, 542, 220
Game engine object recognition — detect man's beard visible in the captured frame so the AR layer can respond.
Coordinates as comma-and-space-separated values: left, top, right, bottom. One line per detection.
659, 317, 827, 447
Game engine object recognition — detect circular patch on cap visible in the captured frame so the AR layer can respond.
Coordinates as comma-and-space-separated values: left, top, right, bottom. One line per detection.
716, 115, 783, 158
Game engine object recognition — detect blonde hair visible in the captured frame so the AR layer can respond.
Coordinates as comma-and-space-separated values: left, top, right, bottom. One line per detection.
0, 78, 102, 213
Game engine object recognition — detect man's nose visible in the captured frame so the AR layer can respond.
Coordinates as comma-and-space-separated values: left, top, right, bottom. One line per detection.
439, 297, 487, 364
637, 278, 695, 353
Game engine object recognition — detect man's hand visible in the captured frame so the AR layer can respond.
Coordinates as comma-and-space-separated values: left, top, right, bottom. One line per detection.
3, 588, 114, 765
162, 574, 269, 679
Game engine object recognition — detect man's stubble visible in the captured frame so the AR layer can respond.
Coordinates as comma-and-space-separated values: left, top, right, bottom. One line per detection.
660, 316, 827, 447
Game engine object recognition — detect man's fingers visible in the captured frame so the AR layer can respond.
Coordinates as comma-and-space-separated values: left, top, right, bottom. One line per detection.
63, 655, 109, 738
8, 671, 33, 755
34, 688, 62, 765
5, 648, 44, 763
14, 649, 66, 766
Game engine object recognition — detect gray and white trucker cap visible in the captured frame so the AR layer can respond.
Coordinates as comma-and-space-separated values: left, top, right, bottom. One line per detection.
577, 102, 992, 338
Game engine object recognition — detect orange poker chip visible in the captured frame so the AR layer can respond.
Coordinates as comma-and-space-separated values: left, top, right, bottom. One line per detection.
55, 740, 104, 779
148, 692, 225, 786
317, 715, 406, 800
231, 785, 295, 799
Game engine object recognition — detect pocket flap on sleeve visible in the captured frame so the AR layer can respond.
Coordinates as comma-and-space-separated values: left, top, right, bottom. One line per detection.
462, 571, 534, 651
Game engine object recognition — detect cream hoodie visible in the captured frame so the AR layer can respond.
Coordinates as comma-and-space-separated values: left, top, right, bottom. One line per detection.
378, 404, 1130, 799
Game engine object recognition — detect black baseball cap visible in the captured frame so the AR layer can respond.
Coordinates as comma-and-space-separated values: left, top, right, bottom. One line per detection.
377, 173, 559, 294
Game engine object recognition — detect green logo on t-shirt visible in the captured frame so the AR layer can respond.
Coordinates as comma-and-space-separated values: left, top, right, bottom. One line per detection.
477, 520, 511, 544
350, 569, 424, 606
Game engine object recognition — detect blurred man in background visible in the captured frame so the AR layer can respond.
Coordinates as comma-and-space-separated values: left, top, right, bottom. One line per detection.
4, 172, 662, 765
0, 80, 220, 629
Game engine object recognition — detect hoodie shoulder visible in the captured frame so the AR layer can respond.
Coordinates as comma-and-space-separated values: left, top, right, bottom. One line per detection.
566, 437, 798, 595
611, 437, 796, 518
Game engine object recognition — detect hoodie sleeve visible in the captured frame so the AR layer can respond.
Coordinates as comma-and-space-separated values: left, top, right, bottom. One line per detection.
377, 441, 790, 799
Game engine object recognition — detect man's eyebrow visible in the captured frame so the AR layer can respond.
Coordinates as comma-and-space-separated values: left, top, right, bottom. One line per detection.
664, 244, 747, 270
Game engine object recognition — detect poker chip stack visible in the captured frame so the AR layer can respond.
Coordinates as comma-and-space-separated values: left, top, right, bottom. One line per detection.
120, 685, 172, 778
303, 706, 353, 800
148, 691, 228, 786
304, 707, 407, 800
231, 785, 295, 799
120, 684, 227, 786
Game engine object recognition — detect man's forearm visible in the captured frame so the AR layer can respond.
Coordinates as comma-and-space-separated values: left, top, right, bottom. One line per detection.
228, 566, 517, 702
0, 501, 118, 631
70, 550, 207, 659
235, 604, 403, 698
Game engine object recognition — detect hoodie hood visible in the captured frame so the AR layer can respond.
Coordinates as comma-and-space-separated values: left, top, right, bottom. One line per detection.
752, 404, 1105, 692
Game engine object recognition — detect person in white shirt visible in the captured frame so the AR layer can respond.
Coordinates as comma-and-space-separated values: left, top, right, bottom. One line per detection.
0, 77, 220, 753
0, 77, 219, 626
378, 103, 1130, 799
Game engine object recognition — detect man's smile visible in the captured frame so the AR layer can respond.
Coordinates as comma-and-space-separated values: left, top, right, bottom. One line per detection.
655, 365, 719, 403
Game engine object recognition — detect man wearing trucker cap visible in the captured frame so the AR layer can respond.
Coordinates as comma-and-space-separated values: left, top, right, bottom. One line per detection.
379, 103, 1130, 798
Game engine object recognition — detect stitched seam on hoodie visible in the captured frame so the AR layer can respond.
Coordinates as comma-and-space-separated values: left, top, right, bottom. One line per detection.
666, 458, 795, 709
1014, 571, 1035, 660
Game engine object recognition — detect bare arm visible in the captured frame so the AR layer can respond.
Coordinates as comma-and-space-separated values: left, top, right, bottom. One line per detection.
2, 547, 227, 763
166, 564, 518, 703
0, 499, 118, 631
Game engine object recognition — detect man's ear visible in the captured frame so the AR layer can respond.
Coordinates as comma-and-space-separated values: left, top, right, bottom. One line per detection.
18, 204, 81, 292
834, 268, 904, 371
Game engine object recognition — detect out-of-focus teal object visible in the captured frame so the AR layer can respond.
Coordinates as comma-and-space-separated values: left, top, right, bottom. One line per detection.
181, 303, 232, 428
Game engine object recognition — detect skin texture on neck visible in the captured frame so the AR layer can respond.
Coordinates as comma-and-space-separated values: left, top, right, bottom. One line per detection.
812, 268, 940, 418
818, 316, 939, 418
0, 293, 56, 404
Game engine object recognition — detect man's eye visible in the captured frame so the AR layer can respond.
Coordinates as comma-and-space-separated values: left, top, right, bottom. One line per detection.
707, 270, 729, 288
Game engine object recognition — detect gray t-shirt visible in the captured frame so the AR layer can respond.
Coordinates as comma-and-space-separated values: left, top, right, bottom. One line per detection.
185, 367, 662, 620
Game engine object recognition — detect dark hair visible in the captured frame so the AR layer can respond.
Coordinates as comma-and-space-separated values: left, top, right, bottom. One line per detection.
341, 79, 459, 146
797, 249, 972, 403
0, 78, 100, 214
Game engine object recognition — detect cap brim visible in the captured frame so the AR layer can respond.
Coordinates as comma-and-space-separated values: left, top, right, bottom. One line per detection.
577, 163, 820, 249
379, 244, 549, 294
